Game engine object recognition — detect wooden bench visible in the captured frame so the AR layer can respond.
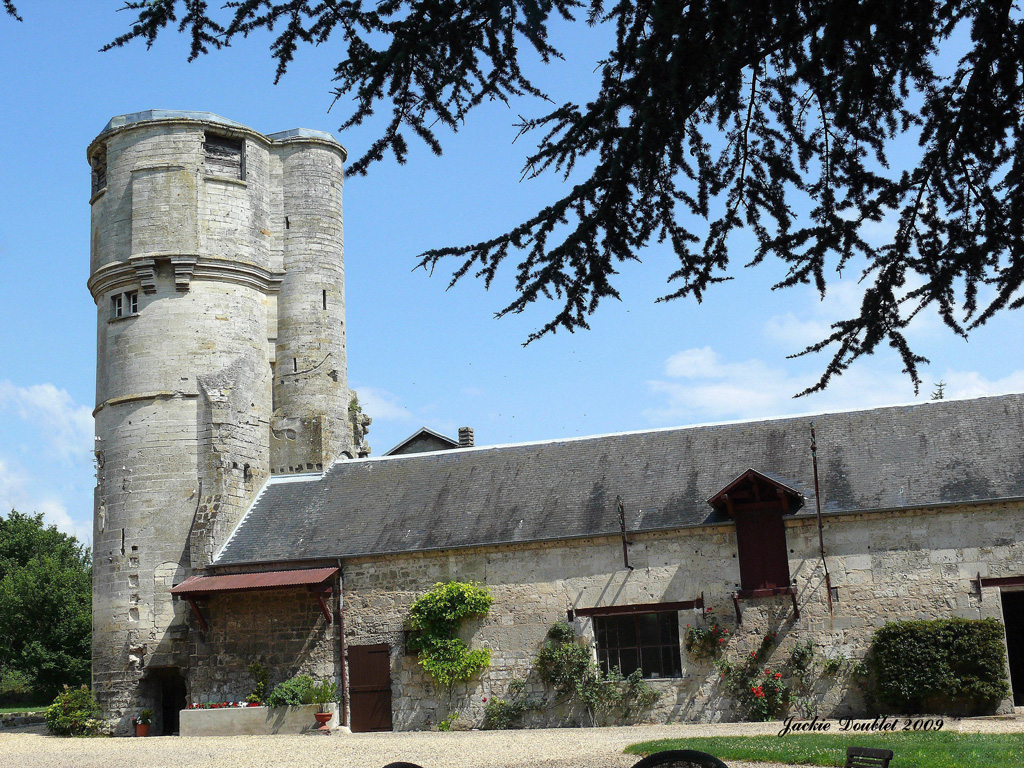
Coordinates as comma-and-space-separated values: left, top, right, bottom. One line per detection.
845, 746, 894, 768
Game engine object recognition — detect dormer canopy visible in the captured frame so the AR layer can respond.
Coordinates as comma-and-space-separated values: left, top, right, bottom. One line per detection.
707, 468, 804, 516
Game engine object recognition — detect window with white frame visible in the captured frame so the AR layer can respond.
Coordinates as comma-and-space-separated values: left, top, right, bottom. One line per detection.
111, 291, 138, 319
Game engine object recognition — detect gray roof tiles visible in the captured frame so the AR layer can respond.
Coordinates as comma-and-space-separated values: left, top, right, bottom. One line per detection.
215, 394, 1024, 566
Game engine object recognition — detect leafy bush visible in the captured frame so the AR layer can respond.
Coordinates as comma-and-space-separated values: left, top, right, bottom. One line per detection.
684, 622, 729, 661
44, 685, 102, 736
483, 679, 534, 730
869, 618, 1009, 715
436, 710, 459, 731
246, 661, 269, 704
716, 657, 791, 722
310, 679, 337, 712
407, 582, 493, 688
536, 623, 659, 726
0, 511, 92, 697
265, 674, 314, 707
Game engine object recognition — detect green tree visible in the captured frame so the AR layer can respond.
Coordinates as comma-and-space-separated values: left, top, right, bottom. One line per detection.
0, 510, 92, 697
10, 2, 1024, 392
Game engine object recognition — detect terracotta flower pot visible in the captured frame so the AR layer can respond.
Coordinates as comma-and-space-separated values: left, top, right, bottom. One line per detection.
135, 723, 150, 737
314, 711, 333, 731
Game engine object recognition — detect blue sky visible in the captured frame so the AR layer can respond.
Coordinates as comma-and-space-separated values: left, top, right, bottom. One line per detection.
2, 3, 1022, 546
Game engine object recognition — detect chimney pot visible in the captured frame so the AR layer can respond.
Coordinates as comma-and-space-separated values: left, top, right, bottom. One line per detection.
458, 427, 474, 448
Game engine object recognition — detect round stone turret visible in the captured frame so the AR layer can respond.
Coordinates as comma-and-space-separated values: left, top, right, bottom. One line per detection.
87, 111, 359, 733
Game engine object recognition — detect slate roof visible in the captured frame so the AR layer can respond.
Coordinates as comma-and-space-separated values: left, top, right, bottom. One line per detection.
215, 394, 1024, 566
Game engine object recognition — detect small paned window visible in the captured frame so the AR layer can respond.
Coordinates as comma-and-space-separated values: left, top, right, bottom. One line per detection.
111, 291, 138, 319
203, 134, 245, 179
91, 149, 107, 195
593, 612, 681, 679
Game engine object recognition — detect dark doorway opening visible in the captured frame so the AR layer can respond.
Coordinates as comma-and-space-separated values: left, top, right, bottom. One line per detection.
1001, 591, 1024, 706
147, 667, 188, 735
349, 643, 392, 732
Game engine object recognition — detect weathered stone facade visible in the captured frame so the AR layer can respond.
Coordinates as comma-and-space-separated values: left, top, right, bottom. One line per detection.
324, 501, 1022, 729
178, 500, 1021, 729
89, 111, 1024, 735
88, 111, 365, 733
187, 586, 339, 703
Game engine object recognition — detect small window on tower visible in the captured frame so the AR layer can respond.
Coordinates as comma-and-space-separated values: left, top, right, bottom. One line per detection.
203, 134, 245, 180
91, 149, 107, 196
111, 293, 123, 319
126, 291, 138, 315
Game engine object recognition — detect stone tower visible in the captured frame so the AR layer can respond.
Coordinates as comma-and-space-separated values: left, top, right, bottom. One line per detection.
87, 111, 369, 732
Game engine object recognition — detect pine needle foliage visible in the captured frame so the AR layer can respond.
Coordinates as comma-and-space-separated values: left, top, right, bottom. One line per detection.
91, 2, 1024, 390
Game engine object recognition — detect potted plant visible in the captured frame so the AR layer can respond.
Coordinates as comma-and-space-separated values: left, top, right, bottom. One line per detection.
131, 709, 153, 737
310, 680, 337, 731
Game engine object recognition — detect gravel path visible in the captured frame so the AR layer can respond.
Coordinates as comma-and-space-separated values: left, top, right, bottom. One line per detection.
2, 719, 1022, 768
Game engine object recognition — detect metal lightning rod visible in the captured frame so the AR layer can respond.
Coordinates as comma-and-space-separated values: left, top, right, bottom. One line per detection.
810, 424, 834, 616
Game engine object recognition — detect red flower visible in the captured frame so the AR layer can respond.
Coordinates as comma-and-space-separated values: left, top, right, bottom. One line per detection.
775, 673, 782, 679
482, 698, 488, 703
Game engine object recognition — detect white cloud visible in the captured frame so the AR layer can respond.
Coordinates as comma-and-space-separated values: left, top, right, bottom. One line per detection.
645, 345, 1024, 429
941, 370, 1024, 400
0, 458, 92, 544
0, 380, 93, 461
0, 382, 95, 545
644, 346, 924, 425
353, 386, 414, 422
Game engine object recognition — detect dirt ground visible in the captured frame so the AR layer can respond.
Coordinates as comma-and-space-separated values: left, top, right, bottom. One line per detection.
2, 717, 1022, 768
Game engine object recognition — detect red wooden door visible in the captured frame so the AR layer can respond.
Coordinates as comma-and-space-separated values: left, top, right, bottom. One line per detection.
348, 643, 392, 732
734, 508, 790, 591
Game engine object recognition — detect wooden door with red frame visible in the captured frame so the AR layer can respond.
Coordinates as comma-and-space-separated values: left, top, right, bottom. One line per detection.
349, 643, 393, 732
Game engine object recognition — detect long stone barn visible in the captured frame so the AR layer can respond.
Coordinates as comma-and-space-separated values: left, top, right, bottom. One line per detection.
87, 111, 1024, 735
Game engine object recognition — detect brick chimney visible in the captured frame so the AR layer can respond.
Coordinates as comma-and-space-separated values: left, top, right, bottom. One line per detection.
458, 427, 474, 448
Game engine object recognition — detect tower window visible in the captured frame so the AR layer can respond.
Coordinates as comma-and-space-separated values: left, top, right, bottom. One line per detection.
322, 290, 327, 310
203, 134, 245, 180
110, 291, 138, 319
91, 149, 107, 196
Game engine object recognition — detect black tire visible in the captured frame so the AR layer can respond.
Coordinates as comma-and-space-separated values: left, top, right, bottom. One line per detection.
630, 749, 730, 768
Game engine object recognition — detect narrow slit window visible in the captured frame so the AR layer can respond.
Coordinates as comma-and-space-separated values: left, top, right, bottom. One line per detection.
322, 290, 327, 310
203, 134, 245, 179
293, 358, 297, 373
91, 149, 107, 195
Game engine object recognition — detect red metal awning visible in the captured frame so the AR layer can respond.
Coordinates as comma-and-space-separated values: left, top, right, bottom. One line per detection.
171, 566, 338, 596
171, 567, 339, 630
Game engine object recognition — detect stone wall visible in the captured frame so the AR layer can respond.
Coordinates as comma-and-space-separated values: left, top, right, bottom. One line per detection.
186, 586, 339, 705
333, 501, 1023, 729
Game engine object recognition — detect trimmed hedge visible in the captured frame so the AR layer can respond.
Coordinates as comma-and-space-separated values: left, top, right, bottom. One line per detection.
869, 617, 1009, 715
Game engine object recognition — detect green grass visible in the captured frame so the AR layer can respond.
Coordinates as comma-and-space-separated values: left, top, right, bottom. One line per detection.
0, 705, 45, 714
625, 732, 1024, 768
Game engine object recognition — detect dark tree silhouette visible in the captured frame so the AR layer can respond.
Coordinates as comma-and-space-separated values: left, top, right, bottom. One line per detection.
20, 2, 1024, 392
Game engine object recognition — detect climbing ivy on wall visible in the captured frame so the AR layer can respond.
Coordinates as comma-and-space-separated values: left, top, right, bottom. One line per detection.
407, 582, 493, 688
